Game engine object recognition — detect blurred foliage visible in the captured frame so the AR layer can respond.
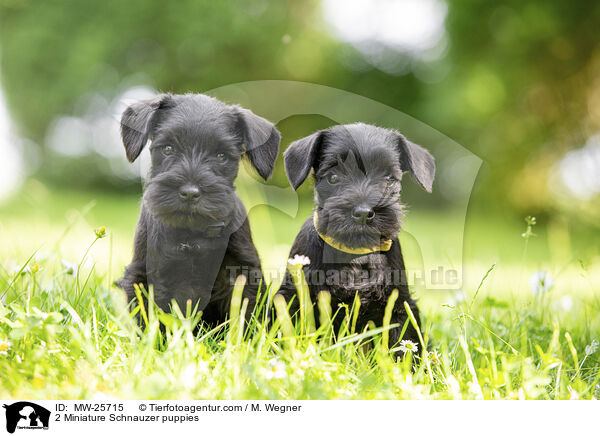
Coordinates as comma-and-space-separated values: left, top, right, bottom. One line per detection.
1, 0, 600, 217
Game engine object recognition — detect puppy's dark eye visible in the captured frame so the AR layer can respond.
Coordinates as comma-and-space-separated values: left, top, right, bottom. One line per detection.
216, 152, 227, 162
328, 173, 339, 184
163, 145, 174, 156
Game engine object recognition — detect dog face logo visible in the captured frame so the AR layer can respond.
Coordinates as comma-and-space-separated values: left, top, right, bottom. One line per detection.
205, 81, 481, 290
2, 402, 50, 433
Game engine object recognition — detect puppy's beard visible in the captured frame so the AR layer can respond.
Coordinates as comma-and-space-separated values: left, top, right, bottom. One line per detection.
143, 184, 235, 231
317, 202, 404, 249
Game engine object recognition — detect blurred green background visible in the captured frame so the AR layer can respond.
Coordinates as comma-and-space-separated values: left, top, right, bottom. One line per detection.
0, 0, 599, 298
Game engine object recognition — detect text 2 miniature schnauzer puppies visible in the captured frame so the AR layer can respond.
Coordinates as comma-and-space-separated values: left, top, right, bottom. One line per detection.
115, 93, 280, 325
276, 123, 435, 350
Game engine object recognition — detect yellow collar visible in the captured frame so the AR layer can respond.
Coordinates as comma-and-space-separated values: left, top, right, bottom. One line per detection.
313, 213, 393, 255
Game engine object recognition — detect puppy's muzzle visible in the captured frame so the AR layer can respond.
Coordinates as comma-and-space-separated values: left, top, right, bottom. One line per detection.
179, 184, 201, 204
351, 205, 375, 225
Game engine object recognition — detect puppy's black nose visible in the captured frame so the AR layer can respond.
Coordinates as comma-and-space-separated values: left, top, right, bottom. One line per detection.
179, 185, 201, 203
351, 205, 375, 224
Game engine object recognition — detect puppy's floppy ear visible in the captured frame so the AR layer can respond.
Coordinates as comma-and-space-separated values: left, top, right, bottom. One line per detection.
396, 133, 436, 193
233, 107, 281, 180
283, 130, 325, 190
121, 93, 173, 162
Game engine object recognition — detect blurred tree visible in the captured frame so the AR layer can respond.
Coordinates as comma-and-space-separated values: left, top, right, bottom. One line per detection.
435, 0, 600, 218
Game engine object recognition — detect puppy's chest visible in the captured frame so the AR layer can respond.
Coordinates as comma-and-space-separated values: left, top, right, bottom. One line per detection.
145, 233, 230, 295
147, 231, 230, 275
319, 253, 395, 303
173, 238, 227, 254
150, 228, 230, 257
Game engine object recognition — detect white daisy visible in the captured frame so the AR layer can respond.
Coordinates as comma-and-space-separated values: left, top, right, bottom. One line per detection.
585, 339, 599, 356
61, 259, 78, 275
0, 340, 11, 356
264, 359, 287, 380
529, 270, 554, 295
288, 254, 310, 266
396, 340, 419, 354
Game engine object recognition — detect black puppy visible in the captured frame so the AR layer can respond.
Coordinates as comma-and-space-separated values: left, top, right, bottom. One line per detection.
116, 93, 280, 325
276, 123, 435, 350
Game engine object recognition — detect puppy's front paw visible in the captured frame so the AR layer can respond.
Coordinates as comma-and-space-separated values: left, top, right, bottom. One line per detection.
115, 263, 147, 300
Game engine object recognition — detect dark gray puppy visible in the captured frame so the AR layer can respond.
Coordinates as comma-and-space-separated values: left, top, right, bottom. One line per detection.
116, 93, 280, 325
276, 123, 435, 351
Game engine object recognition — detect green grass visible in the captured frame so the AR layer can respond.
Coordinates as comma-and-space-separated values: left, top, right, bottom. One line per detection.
0, 183, 599, 399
